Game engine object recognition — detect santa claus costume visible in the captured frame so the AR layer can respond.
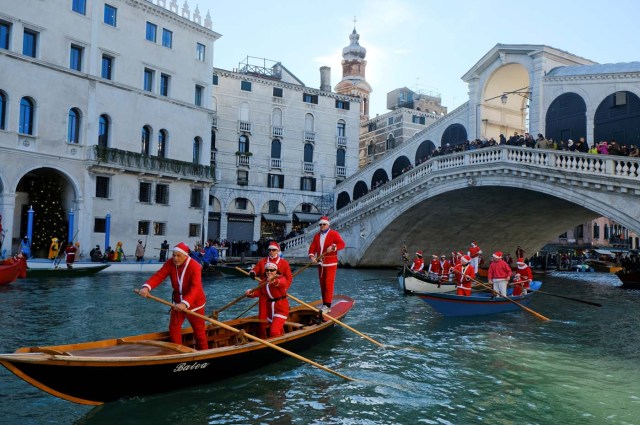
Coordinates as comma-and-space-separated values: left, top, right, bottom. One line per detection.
452, 255, 476, 296
410, 251, 425, 272
246, 260, 291, 338
468, 242, 482, 272
308, 216, 345, 311
515, 258, 533, 294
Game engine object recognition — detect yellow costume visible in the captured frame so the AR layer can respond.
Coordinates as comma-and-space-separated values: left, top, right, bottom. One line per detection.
116, 241, 124, 262
48, 237, 59, 260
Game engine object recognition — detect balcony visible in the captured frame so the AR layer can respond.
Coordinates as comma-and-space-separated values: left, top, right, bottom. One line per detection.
304, 131, 315, 142
303, 161, 314, 174
336, 136, 347, 147
91, 146, 214, 180
236, 153, 251, 167
239, 121, 252, 133
211, 114, 218, 129
271, 126, 283, 137
270, 158, 282, 169
336, 165, 346, 177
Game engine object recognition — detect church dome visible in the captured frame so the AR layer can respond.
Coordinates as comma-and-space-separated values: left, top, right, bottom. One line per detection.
342, 28, 367, 60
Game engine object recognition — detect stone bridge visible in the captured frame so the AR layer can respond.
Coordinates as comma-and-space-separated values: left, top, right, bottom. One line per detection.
285, 146, 640, 267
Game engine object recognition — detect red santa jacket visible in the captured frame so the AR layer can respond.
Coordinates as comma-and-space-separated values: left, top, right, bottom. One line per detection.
250, 256, 293, 285
469, 245, 482, 258
428, 258, 441, 274
453, 263, 476, 288
247, 273, 291, 320
308, 229, 345, 267
411, 258, 424, 272
516, 264, 533, 288
143, 257, 205, 310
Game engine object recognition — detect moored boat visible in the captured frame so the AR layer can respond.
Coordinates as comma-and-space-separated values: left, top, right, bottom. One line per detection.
397, 266, 455, 294
27, 258, 163, 273
585, 260, 623, 274
0, 294, 355, 405
26, 263, 110, 278
0, 262, 20, 285
416, 281, 542, 316
615, 270, 640, 289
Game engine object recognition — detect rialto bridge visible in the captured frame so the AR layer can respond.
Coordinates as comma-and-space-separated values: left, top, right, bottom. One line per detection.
285, 146, 640, 267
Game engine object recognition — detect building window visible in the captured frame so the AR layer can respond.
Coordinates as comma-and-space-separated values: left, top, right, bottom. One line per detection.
273, 87, 283, 97
162, 29, 172, 48
155, 184, 169, 205
241, 81, 252, 92
192, 137, 201, 163
303, 93, 318, 104
160, 73, 170, 96
23, 29, 37, 58
271, 139, 281, 158
67, 108, 81, 143
412, 115, 426, 124
237, 170, 249, 186
139, 182, 152, 203
337, 148, 346, 167
94, 217, 106, 233
0, 92, 6, 130
196, 43, 205, 61
195, 84, 203, 106
145, 22, 157, 42
141, 126, 151, 155
157, 129, 167, 158
98, 114, 110, 147
190, 188, 203, 208
335, 99, 350, 110
593, 223, 600, 239
72, 0, 86, 14
368, 122, 377, 132
138, 221, 150, 236
235, 198, 248, 210
153, 222, 166, 236
95, 176, 110, 198
303, 143, 314, 163
268, 174, 284, 189
212, 74, 218, 85
19, 97, 34, 135
238, 135, 249, 153
268, 200, 280, 214
104, 4, 117, 27
101, 54, 113, 79
300, 177, 316, 191
189, 223, 200, 238
143, 68, 154, 92
0, 21, 10, 50
388, 117, 394, 126
337, 121, 346, 137
70, 44, 83, 71
386, 134, 396, 150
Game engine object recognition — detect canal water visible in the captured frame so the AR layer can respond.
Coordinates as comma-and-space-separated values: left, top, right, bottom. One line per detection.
0, 267, 638, 424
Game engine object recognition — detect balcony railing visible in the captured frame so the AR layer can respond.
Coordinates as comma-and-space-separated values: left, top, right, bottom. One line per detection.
304, 131, 315, 142
336, 136, 347, 147
270, 158, 282, 169
236, 154, 251, 167
92, 146, 214, 180
272, 126, 283, 137
303, 161, 314, 173
239, 121, 252, 133
211, 116, 218, 129
336, 165, 346, 177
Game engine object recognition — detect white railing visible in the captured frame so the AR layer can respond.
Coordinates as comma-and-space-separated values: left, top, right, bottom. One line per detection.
270, 158, 281, 169
239, 121, 252, 133
336, 165, 346, 177
303, 161, 314, 173
336, 136, 347, 147
272, 126, 283, 137
236, 155, 250, 167
304, 131, 315, 142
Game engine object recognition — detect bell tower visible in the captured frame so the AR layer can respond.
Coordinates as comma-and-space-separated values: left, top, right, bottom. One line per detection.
334, 20, 372, 122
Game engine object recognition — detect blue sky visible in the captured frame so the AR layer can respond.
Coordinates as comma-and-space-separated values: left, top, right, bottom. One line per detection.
192, 0, 639, 117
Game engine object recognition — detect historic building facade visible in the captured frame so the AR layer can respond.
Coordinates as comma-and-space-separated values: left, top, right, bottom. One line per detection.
209, 56, 360, 244
0, 0, 218, 257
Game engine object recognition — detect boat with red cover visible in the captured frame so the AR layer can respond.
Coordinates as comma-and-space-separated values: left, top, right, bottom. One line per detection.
0, 261, 20, 285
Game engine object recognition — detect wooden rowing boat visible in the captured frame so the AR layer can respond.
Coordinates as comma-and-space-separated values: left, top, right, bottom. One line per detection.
0, 262, 20, 285
616, 270, 640, 289
585, 260, 623, 274
397, 266, 455, 294
26, 263, 110, 278
0, 294, 354, 405
416, 281, 542, 316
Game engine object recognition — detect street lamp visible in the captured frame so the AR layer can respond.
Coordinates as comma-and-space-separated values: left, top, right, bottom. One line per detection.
485, 86, 532, 104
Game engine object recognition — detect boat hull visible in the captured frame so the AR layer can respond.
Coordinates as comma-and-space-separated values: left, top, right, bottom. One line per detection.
416, 283, 540, 316
26, 264, 110, 278
616, 270, 640, 289
397, 267, 456, 294
0, 262, 20, 285
0, 295, 354, 405
27, 259, 163, 273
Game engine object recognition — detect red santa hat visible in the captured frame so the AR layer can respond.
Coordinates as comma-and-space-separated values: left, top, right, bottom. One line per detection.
461, 255, 471, 264
416, 251, 423, 256
173, 242, 190, 256
517, 258, 527, 268
432, 254, 438, 259
268, 241, 280, 251
492, 251, 503, 259
457, 251, 464, 256
265, 262, 278, 270
470, 241, 477, 247
319, 216, 330, 225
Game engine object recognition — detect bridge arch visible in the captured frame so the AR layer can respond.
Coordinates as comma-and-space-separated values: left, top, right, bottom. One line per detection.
415, 140, 436, 164
371, 168, 389, 189
545, 92, 587, 143
391, 155, 412, 178
336, 191, 351, 210
441, 123, 468, 146
594, 90, 640, 146
353, 180, 368, 200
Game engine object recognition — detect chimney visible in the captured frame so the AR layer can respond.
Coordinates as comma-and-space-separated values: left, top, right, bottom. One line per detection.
320, 66, 331, 92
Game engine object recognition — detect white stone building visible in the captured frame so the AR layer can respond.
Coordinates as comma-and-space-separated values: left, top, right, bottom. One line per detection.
0, 0, 219, 257
209, 56, 361, 244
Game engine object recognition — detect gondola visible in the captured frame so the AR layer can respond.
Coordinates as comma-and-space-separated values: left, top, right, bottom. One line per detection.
0, 262, 20, 285
397, 265, 455, 294
0, 294, 354, 405
416, 281, 542, 316
26, 263, 110, 278
616, 270, 640, 289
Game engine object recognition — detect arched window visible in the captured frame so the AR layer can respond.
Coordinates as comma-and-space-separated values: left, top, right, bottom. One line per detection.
271, 139, 281, 158
158, 129, 167, 158
192, 137, 201, 163
238, 135, 249, 153
367, 140, 374, 156
141, 125, 151, 155
304, 113, 314, 132
98, 114, 110, 147
336, 120, 346, 137
386, 134, 396, 150
19, 97, 34, 135
272, 108, 283, 127
303, 143, 313, 163
336, 148, 346, 167
0, 91, 6, 130
67, 108, 81, 143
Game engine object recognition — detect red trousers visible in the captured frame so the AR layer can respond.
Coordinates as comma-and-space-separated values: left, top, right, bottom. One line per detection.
318, 265, 338, 305
169, 306, 208, 350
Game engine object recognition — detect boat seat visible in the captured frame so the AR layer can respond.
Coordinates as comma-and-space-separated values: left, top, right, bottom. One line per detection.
34, 347, 73, 356
117, 339, 197, 353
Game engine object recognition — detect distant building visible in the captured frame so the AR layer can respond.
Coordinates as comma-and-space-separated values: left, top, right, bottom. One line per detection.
334, 27, 372, 122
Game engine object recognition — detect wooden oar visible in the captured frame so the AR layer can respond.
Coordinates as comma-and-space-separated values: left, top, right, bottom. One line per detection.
453, 270, 551, 321
235, 266, 387, 349
134, 289, 355, 382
